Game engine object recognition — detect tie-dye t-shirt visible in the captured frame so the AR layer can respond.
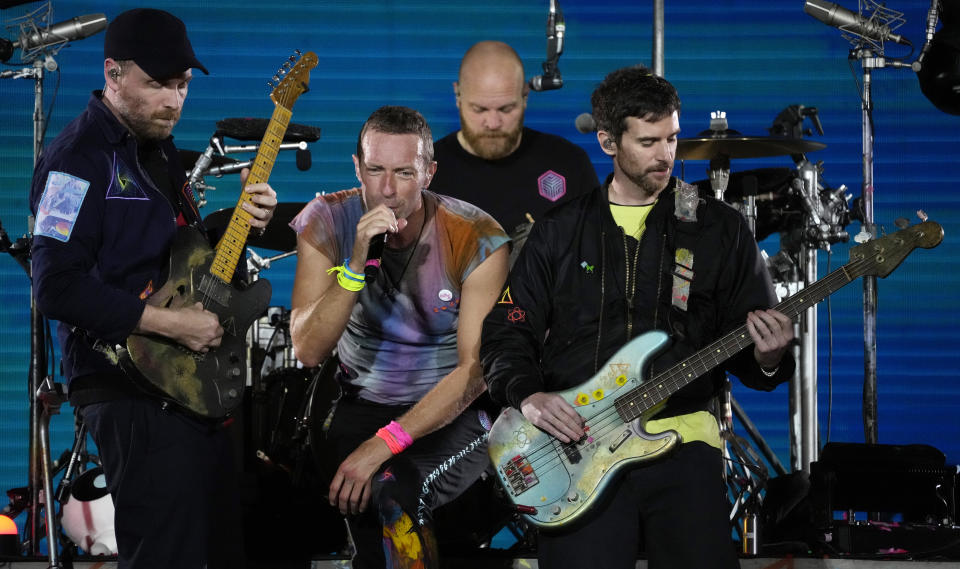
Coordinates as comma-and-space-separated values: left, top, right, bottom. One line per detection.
290, 189, 509, 404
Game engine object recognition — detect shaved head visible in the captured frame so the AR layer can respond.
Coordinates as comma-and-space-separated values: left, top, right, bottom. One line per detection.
458, 41, 527, 94
454, 41, 529, 159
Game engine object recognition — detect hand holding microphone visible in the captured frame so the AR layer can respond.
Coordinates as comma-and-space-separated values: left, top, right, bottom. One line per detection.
351, 205, 408, 283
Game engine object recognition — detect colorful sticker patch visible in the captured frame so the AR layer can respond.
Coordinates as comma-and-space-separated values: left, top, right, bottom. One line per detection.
537, 170, 567, 202
106, 155, 148, 200
35, 171, 91, 242
671, 247, 694, 311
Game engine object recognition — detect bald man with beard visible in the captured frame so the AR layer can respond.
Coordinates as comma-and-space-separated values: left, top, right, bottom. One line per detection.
431, 41, 598, 238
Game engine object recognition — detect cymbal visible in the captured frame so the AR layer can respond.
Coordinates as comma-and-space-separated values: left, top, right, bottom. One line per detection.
216, 118, 322, 143
677, 136, 826, 160
203, 202, 306, 252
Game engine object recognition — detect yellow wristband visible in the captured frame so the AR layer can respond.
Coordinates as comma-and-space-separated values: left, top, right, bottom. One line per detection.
327, 265, 365, 292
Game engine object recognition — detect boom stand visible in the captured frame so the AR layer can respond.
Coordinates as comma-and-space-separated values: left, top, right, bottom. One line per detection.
3, 51, 61, 558
852, 47, 914, 444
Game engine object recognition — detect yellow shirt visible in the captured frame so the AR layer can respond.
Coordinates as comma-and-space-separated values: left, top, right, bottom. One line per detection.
609, 201, 721, 449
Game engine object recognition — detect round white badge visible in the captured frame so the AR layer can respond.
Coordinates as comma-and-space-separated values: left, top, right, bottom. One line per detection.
438, 289, 453, 302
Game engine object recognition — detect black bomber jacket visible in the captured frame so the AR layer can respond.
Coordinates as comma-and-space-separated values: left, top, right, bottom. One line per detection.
480, 176, 794, 418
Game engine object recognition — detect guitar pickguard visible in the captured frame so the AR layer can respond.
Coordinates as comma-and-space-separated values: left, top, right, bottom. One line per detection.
487, 331, 680, 528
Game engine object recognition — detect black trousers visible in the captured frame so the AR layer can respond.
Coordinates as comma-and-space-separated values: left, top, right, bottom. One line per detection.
538, 442, 740, 569
324, 398, 490, 569
80, 399, 243, 569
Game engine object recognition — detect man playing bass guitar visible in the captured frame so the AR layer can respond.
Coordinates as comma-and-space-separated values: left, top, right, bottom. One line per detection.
480, 65, 795, 569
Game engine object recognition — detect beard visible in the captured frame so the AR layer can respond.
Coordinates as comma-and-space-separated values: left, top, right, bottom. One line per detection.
459, 108, 524, 160
619, 156, 674, 197
113, 90, 180, 142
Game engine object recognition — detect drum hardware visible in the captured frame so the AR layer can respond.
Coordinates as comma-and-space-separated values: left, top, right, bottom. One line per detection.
185, 117, 320, 208
204, 202, 308, 253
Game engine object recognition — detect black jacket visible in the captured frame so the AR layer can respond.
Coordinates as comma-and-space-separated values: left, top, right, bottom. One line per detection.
30, 93, 203, 404
481, 176, 794, 417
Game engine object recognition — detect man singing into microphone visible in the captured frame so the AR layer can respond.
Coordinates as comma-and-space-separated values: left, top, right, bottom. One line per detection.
289, 105, 509, 569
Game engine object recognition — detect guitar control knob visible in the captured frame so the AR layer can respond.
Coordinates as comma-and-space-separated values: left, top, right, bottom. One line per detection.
227, 389, 238, 399
230, 368, 242, 378
551, 506, 562, 516
566, 492, 579, 502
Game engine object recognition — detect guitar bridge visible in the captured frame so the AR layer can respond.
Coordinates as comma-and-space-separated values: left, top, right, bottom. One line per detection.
501, 454, 539, 496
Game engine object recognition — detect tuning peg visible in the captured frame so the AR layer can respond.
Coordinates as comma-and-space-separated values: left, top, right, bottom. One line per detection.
894, 217, 910, 230
272, 74, 281, 83
917, 209, 928, 222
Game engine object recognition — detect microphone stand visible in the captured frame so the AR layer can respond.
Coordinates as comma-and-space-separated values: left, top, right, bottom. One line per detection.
2, 9, 67, 560
849, 45, 914, 446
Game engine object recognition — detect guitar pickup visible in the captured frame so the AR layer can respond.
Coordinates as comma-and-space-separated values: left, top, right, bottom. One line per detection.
561, 440, 582, 464
501, 454, 539, 496
608, 428, 632, 452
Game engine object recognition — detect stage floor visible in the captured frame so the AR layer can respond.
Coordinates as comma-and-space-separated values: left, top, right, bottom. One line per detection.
3, 557, 960, 568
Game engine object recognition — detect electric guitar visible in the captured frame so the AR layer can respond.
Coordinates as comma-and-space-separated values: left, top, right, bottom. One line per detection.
119, 51, 318, 419
487, 220, 943, 528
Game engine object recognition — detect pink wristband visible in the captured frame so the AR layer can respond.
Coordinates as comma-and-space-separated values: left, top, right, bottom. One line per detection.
385, 420, 413, 449
376, 428, 405, 454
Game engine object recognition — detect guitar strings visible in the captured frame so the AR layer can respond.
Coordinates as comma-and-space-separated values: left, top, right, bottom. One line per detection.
503, 254, 878, 484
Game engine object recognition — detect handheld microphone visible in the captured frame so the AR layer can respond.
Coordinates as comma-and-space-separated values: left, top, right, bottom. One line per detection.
575, 113, 597, 133
529, 0, 565, 91
0, 13, 107, 63
803, 0, 910, 46
364, 233, 387, 283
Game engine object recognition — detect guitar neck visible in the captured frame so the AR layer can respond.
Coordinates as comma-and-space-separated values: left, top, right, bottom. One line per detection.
614, 253, 869, 422
209, 105, 293, 283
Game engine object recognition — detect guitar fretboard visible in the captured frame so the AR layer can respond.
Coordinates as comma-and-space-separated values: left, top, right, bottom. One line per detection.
210, 106, 293, 283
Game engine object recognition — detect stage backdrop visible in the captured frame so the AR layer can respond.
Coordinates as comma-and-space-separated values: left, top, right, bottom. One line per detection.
1, 0, 957, 527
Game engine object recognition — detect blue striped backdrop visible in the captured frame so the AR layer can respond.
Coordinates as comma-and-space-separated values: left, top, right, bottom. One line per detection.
1, 0, 957, 529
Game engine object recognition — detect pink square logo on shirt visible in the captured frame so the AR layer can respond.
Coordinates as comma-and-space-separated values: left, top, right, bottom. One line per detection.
538, 170, 566, 202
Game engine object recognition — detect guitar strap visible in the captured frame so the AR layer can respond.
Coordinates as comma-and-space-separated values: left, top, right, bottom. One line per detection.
671, 180, 703, 313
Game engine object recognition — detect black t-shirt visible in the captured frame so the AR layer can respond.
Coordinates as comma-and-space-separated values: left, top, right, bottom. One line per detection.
431, 127, 599, 234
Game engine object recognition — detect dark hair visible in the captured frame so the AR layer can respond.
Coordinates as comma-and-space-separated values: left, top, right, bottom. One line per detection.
356, 105, 434, 165
590, 65, 681, 144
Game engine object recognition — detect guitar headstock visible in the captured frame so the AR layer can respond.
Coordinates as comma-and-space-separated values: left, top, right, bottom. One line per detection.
269, 50, 319, 110
850, 220, 944, 278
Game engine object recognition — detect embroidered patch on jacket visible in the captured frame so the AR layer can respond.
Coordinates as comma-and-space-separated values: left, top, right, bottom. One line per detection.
507, 306, 526, 323
537, 170, 566, 202
106, 155, 148, 200
35, 171, 91, 242
580, 261, 595, 274
138, 280, 155, 300
498, 287, 514, 305
671, 247, 694, 310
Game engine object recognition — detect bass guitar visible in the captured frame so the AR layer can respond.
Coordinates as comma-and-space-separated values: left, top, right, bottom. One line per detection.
487, 220, 943, 528
119, 51, 318, 419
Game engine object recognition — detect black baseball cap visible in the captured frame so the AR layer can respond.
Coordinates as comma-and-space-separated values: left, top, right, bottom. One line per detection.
104, 8, 208, 80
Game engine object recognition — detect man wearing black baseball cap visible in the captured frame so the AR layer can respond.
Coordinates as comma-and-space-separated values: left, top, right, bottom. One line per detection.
30, 8, 275, 568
